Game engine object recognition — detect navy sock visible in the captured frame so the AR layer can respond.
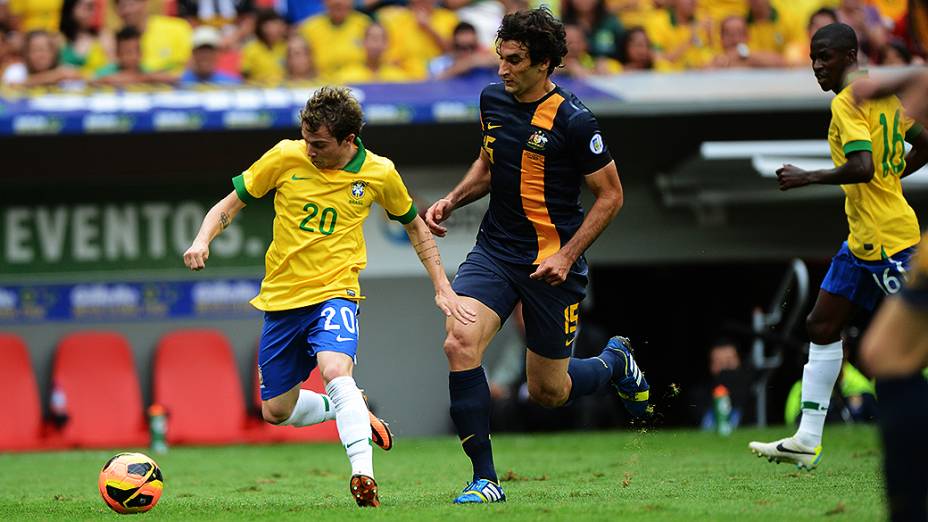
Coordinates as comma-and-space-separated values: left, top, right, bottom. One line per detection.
876, 374, 928, 522
566, 356, 612, 403
449, 367, 497, 483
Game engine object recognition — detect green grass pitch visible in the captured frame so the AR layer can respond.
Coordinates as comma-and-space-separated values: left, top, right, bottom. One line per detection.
0, 426, 883, 520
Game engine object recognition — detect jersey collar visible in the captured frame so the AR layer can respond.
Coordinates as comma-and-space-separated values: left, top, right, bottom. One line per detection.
341, 137, 367, 173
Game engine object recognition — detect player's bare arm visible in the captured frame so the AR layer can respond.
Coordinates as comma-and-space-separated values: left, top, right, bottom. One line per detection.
530, 160, 623, 286
424, 150, 492, 237
776, 150, 873, 191
403, 215, 477, 325
183, 191, 246, 271
853, 70, 928, 123
902, 128, 928, 178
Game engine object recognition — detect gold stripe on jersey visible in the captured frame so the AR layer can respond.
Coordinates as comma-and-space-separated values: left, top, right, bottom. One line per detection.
522, 93, 565, 265
531, 93, 564, 131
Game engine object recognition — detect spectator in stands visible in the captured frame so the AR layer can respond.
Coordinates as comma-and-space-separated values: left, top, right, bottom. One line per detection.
877, 37, 916, 65
746, 0, 804, 60
299, 0, 370, 80
0, 22, 28, 85
176, 0, 256, 49
617, 25, 669, 71
95, 25, 176, 85
4, 30, 82, 87
562, 0, 625, 72
783, 7, 839, 66
58, 0, 113, 78
379, 0, 458, 80
808, 6, 839, 37
284, 34, 317, 83
8, 0, 63, 33
562, 22, 596, 77
688, 338, 753, 431
838, 0, 889, 65
277, 0, 324, 25
648, 0, 714, 70
241, 8, 287, 85
180, 25, 241, 86
710, 15, 785, 68
114, 0, 192, 74
336, 22, 409, 84
612, 0, 663, 34
428, 21, 496, 80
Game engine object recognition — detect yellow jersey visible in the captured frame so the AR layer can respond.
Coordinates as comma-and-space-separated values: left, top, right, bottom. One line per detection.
336, 62, 411, 84
241, 40, 286, 85
10, 0, 62, 32
141, 15, 193, 74
232, 138, 417, 311
828, 75, 923, 261
379, 6, 458, 80
299, 12, 371, 80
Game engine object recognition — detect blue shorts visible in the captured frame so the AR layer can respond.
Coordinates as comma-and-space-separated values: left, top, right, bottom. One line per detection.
821, 241, 915, 312
257, 298, 360, 401
452, 244, 587, 359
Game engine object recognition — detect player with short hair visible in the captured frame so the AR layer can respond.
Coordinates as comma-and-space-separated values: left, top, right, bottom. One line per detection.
854, 70, 928, 522
184, 86, 475, 507
749, 23, 928, 469
425, 8, 650, 504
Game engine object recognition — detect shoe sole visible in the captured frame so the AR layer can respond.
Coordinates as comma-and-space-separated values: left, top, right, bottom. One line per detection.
370, 413, 394, 451
749, 448, 821, 470
350, 475, 380, 507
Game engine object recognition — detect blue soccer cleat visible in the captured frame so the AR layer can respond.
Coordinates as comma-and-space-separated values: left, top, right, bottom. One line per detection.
453, 479, 506, 504
603, 336, 650, 418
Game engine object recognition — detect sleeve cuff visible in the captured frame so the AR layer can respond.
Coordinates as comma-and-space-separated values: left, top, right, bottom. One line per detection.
387, 202, 418, 224
907, 123, 925, 141
232, 174, 257, 204
843, 140, 872, 155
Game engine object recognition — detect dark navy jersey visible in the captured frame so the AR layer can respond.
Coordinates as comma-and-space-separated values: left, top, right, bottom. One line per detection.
476, 82, 613, 266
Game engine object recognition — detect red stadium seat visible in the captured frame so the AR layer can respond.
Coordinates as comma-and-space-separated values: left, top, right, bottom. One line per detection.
153, 330, 246, 445
52, 331, 148, 448
0, 335, 44, 451
245, 350, 339, 444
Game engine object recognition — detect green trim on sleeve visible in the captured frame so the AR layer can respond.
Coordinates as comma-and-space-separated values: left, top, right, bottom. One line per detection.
387, 203, 418, 225
843, 140, 872, 154
906, 122, 925, 141
232, 174, 257, 204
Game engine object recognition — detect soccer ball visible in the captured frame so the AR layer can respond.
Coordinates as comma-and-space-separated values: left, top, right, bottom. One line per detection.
98, 452, 164, 514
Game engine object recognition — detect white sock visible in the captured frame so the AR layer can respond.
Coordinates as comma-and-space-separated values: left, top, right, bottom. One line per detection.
280, 389, 336, 427
795, 341, 843, 448
325, 376, 373, 478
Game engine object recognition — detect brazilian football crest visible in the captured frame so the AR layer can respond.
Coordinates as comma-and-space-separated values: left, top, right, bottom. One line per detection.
526, 130, 548, 151
350, 180, 367, 200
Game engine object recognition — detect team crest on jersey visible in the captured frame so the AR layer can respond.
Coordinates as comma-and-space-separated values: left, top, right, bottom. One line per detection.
350, 180, 367, 200
527, 130, 548, 151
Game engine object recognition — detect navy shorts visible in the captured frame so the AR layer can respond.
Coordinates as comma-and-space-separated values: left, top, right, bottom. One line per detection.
452, 244, 588, 359
257, 298, 359, 401
821, 241, 915, 312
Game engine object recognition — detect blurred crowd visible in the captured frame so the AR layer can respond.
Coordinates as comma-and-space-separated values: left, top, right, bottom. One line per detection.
0, 0, 923, 90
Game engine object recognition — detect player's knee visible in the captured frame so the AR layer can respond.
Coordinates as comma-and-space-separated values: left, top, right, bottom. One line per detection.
527, 380, 566, 408
443, 330, 479, 368
319, 362, 352, 385
261, 402, 291, 425
806, 314, 841, 345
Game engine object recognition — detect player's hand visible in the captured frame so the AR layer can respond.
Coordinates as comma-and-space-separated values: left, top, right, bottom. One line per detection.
776, 164, 810, 191
435, 285, 477, 325
425, 198, 454, 237
183, 241, 210, 271
530, 252, 572, 286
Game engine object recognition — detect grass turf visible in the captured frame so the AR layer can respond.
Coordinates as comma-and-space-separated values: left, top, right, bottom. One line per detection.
0, 425, 883, 520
